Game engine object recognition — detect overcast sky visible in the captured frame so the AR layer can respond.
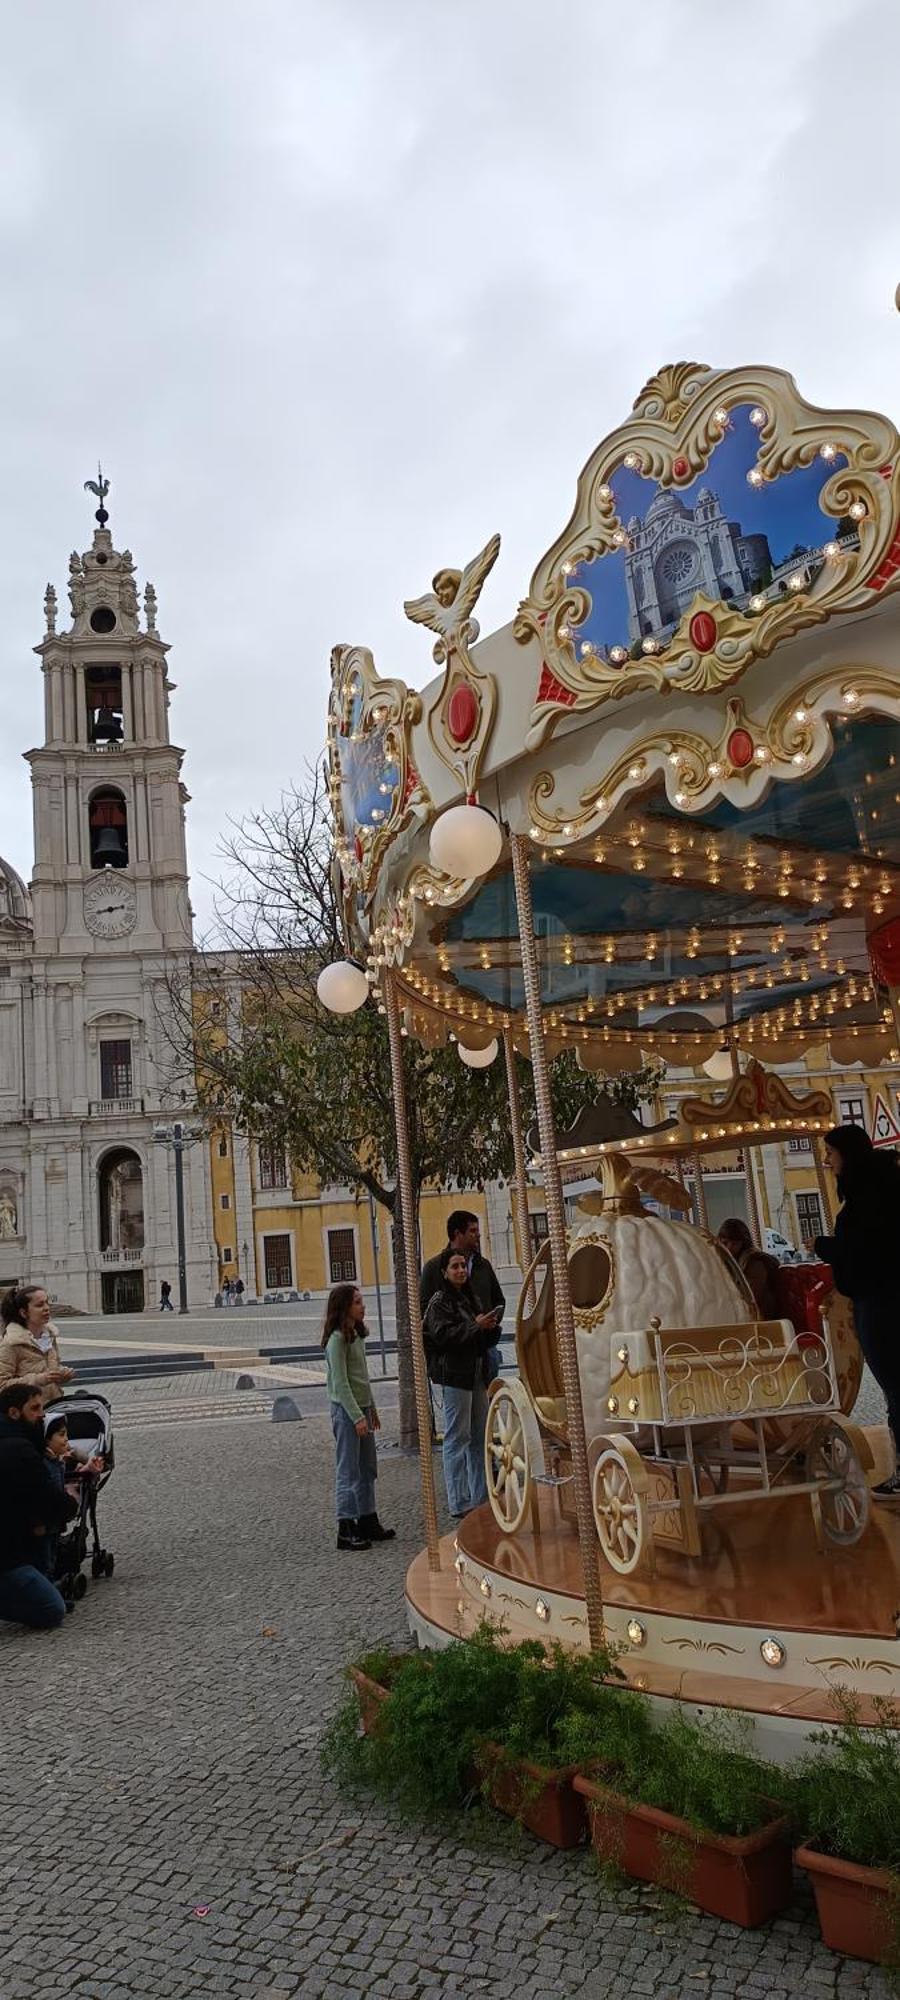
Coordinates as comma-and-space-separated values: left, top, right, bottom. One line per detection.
0, 0, 897, 931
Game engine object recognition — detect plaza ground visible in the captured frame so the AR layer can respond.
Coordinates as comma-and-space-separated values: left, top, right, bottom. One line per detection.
0, 1377, 893, 2000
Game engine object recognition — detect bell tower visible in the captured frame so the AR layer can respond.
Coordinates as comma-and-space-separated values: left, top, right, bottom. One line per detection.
20, 473, 214, 1313
28, 470, 192, 955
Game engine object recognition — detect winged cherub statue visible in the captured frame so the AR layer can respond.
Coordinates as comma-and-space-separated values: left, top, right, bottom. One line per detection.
404, 532, 501, 665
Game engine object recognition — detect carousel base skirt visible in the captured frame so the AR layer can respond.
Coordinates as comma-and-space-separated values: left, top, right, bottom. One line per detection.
405, 1469, 900, 1762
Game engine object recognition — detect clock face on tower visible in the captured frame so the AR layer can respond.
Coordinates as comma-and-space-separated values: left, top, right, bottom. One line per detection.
83, 873, 137, 939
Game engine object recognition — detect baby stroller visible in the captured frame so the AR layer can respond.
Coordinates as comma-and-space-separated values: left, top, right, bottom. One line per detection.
43, 1393, 115, 1606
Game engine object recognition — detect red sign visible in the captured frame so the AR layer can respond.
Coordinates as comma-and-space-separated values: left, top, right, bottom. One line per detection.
870, 1091, 900, 1148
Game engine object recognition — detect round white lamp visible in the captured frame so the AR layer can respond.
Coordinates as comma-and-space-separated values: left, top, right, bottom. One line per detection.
702, 1046, 734, 1083
316, 960, 369, 1015
429, 803, 503, 879
458, 1038, 499, 1069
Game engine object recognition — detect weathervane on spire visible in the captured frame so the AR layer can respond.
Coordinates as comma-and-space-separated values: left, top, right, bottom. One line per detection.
84, 462, 110, 527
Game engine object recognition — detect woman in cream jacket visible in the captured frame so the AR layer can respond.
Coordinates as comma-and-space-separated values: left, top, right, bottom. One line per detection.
0, 1285, 73, 1404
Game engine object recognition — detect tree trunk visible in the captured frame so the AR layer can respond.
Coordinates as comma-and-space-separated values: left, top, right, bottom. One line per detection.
392, 1206, 422, 1452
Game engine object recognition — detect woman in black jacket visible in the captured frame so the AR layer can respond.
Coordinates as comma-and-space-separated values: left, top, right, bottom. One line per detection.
423, 1246, 498, 1520
815, 1122, 900, 1496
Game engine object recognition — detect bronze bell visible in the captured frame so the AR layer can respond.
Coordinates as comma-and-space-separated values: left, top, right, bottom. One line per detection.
93, 702, 123, 743
93, 825, 127, 865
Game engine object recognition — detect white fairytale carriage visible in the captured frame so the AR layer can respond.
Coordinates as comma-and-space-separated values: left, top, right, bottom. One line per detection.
484, 1152, 872, 1575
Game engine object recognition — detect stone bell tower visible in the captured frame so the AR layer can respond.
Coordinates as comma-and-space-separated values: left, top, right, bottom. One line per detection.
19, 472, 215, 1312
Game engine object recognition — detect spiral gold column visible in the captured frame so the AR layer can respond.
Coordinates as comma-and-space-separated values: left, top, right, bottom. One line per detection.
692, 1149, 710, 1231
502, 1024, 532, 1280
509, 833, 606, 1652
384, 971, 441, 1571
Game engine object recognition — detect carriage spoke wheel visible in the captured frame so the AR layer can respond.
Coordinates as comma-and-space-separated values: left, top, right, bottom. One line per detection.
485, 1389, 531, 1535
592, 1448, 647, 1575
808, 1421, 870, 1546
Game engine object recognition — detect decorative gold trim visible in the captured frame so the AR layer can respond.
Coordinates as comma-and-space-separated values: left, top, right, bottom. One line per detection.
516, 362, 900, 748
661, 1636, 746, 1657
805, 1655, 900, 1677
327, 645, 429, 909
404, 533, 501, 798
680, 1060, 832, 1134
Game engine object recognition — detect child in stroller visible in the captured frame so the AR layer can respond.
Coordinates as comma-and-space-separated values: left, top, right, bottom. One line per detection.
42, 1395, 115, 1607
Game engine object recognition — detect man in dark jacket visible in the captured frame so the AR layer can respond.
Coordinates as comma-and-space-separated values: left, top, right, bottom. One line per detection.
420, 1211, 505, 1380
0, 1384, 68, 1628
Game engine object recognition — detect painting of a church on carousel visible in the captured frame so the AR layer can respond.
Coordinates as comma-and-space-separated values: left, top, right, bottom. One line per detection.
574, 402, 861, 660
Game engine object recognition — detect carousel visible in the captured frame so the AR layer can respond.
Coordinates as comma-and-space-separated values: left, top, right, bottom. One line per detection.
320, 360, 900, 1755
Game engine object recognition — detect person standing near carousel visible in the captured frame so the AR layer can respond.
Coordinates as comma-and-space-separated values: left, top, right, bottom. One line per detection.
0, 1286, 73, 1406
816, 1123, 900, 1497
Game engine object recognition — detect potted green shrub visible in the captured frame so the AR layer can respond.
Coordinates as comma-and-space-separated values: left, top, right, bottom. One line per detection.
347, 1646, 419, 1735
475, 1640, 642, 1849
792, 1693, 900, 1965
573, 1706, 792, 1927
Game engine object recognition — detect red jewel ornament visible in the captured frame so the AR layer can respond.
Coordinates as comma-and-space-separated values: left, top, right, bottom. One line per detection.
672, 456, 689, 478
869, 918, 900, 988
727, 728, 754, 770
689, 610, 717, 653
446, 683, 479, 747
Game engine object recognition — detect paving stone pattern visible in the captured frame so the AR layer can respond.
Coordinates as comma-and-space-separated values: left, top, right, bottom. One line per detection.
0, 1410, 892, 2000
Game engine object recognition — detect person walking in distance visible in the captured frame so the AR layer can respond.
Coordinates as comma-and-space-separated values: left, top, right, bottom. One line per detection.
816, 1122, 900, 1497
159, 1281, 174, 1313
421, 1211, 505, 1385
323, 1283, 395, 1550
422, 1245, 498, 1520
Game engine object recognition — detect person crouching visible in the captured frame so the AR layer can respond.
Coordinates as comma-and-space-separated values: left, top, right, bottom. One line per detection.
323, 1283, 395, 1551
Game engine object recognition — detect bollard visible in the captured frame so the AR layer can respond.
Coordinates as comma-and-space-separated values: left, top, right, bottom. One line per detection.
271, 1395, 301, 1423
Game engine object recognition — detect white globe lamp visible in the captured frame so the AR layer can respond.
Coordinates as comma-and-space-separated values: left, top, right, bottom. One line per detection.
702, 1046, 734, 1083
316, 960, 369, 1015
429, 803, 503, 879
458, 1038, 499, 1069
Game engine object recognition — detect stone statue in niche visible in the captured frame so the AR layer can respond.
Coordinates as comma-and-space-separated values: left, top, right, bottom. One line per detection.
144, 581, 158, 633
0, 1191, 18, 1239
44, 583, 57, 635
68, 553, 85, 617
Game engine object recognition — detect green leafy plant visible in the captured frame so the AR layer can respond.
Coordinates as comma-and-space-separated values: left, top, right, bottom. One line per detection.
604, 1706, 785, 1839
790, 1691, 900, 1872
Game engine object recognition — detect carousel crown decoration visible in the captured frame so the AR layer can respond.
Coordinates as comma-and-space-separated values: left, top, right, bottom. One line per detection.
679, 1057, 833, 1140
404, 531, 501, 801
514, 361, 900, 752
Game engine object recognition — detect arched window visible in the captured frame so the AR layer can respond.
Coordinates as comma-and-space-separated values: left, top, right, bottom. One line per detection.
88, 787, 129, 869
98, 1148, 144, 1252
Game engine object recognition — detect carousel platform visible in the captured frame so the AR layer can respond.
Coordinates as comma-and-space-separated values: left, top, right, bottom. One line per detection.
406, 1450, 900, 1759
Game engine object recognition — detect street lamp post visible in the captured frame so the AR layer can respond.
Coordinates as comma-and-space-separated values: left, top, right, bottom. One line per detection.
153, 1119, 203, 1316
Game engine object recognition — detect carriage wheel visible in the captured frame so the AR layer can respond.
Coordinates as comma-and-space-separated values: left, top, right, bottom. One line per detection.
592, 1447, 648, 1575
808, 1421, 870, 1547
485, 1387, 531, 1535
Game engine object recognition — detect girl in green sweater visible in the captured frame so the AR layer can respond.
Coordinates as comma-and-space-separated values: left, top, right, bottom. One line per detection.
323, 1283, 395, 1551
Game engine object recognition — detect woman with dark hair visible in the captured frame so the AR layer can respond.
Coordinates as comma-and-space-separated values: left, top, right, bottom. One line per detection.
717, 1217, 781, 1319
423, 1244, 497, 1519
0, 1286, 73, 1404
322, 1282, 394, 1551
815, 1123, 900, 1497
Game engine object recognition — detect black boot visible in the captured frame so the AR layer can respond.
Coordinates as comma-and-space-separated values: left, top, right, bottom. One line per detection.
337, 1518, 371, 1550
358, 1511, 396, 1542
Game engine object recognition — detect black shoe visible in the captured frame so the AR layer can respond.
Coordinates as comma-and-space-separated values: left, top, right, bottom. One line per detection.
337, 1518, 371, 1550
873, 1474, 900, 1499
358, 1511, 396, 1542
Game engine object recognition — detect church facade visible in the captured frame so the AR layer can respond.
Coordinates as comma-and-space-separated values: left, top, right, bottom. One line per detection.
0, 496, 215, 1311
623, 487, 773, 642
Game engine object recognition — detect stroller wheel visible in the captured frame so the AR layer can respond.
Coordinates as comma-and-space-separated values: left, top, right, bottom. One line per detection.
73, 1573, 87, 1600
104, 1552, 115, 1578
91, 1554, 104, 1579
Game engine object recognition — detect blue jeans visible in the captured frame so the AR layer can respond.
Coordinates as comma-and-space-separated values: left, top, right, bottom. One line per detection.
0, 1564, 66, 1629
440, 1380, 489, 1516
331, 1403, 377, 1520
854, 1295, 900, 1455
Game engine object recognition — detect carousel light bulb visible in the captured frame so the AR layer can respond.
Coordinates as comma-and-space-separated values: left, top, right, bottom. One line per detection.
708, 761, 721, 778
641, 637, 658, 654
457, 1039, 499, 1068
559, 623, 571, 640
749, 593, 766, 613
820, 443, 837, 462
429, 804, 503, 879
849, 499, 867, 521
714, 406, 728, 425
788, 573, 805, 592
843, 688, 860, 707
623, 451, 639, 469
612, 530, 627, 548
747, 467, 764, 488
794, 707, 809, 723
823, 541, 840, 559
760, 1636, 786, 1669
561, 560, 574, 576
754, 745, 770, 763
316, 960, 369, 1014
580, 641, 594, 657
750, 407, 766, 427
610, 646, 628, 663
598, 483, 612, 500
674, 790, 686, 806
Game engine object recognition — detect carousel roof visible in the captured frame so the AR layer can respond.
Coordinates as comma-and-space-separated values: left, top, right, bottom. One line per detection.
326, 360, 900, 1074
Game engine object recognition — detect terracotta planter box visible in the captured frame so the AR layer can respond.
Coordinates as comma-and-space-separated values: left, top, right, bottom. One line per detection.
796, 1842, 899, 1964
348, 1664, 393, 1735
477, 1743, 587, 1848
573, 1773, 792, 1927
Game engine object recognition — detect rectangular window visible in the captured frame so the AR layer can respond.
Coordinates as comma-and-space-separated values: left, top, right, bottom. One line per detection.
221, 1246, 233, 1264
264, 1234, 292, 1288
788, 1136, 811, 1153
796, 1191, 823, 1242
328, 1228, 357, 1283
220, 1193, 231, 1210
259, 1143, 288, 1190
529, 1211, 549, 1254
100, 1039, 132, 1099
837, 1095, 866, 1128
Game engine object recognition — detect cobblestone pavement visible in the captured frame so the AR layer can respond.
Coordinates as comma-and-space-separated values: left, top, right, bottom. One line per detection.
0, 1408, 892, 2000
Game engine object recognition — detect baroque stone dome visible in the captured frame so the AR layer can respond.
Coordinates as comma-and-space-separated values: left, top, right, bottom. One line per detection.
0, 855, 31, 932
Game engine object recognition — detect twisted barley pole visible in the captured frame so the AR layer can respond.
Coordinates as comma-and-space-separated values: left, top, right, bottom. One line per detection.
502, 1023, 532, 1284
509, 833, 606, 1652
384, 971, 442, 1571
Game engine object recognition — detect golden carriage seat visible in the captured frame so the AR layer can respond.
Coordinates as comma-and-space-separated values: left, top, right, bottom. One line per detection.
516, 1247, 569, 1436
610, 1317, 834, 1428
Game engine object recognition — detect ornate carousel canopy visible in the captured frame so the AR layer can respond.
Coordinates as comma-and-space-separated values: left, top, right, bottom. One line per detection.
326, 361, 900, 1072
